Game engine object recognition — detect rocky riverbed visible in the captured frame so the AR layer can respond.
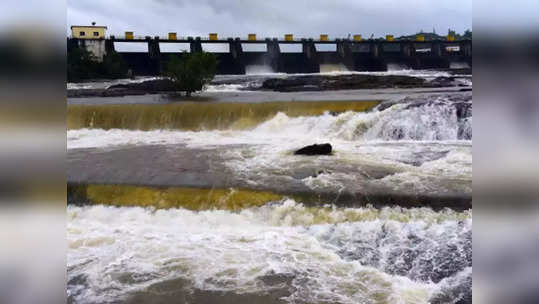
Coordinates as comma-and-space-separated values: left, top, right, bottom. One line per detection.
68, 72, 471, 98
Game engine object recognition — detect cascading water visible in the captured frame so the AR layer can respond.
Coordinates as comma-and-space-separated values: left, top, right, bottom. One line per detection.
67, 94, 471, 145
319, 63, 349, 73
449, 62, 471, 69
67, 101, 379, 131
68, 200, 471, 304
67, 91, 472, 303
245, 64, 275, 75
387, 63, 412, 71
247, 95, 472, 142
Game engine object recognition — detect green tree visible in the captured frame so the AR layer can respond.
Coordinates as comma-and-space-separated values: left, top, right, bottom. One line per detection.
100, 52, 128, 78
67, 47, 128, 82
163, 52, 218, 96
67, 47, 101, 82
463, 30, 472, 39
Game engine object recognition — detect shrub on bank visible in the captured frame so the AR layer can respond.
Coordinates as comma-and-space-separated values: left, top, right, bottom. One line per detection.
162, 52, 217, 96
67, 48, 128, 82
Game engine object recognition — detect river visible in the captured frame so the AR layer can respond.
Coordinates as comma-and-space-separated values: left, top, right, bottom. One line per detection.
67, 69, 472, 304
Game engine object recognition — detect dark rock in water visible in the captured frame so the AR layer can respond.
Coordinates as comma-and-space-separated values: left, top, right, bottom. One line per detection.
448, 68, 472, 75
294, 143, 332, 156
454, 102, 472, 119
67, 88, 107, 98
68, 79, 177, 98
426, 76, 459, 87
262, 74, 426, 92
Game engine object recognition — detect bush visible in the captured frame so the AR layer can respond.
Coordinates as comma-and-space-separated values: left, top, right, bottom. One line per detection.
67, 47, 101, 82
67, 47, 128, 82
100, 52, 129, 79
163, 52, 217, 96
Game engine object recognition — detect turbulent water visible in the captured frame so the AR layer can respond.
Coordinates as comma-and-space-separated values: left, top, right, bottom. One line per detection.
68, 94, 471, 199
68, 95, 471, 145
68, 201, 471, 304
67, 74, 472, 303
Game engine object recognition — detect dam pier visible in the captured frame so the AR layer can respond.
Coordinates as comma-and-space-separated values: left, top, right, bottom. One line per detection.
68, 32, 472, 75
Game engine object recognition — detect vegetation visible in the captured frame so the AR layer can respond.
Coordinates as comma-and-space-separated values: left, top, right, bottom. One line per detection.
446, 29, 472, 40
101, 52, 129, 79
67, 47, 128, 82
162, 52, 218, 96
397, 29, 472, 41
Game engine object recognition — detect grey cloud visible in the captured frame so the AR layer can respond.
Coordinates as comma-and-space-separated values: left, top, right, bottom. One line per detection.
67, 0, 472, 39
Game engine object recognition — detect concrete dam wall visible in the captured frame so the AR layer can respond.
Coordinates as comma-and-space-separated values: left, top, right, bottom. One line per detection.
68, 36, 472, 75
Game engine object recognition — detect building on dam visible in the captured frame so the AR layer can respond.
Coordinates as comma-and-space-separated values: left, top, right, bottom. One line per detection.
70, 22, 108, 61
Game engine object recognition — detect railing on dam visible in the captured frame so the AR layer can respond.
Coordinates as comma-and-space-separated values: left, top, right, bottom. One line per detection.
102, 35, 469, 44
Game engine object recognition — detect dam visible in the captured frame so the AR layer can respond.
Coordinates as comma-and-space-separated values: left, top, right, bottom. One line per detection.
67, 33, 472, 75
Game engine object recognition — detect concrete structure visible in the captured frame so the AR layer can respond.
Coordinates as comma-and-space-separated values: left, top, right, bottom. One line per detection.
70, 24, 107, 39
68, 33, 472, 75
69, 24, 108, 61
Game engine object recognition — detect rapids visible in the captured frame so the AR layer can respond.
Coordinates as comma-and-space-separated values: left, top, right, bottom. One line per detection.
67, 200, 471, 304
67, 94, 472, 208
67, 77, 472, 303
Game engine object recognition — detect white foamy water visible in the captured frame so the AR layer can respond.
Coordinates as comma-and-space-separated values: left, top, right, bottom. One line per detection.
449, 62, 471, 69
68, 96, 471, 150
387, 63, 412, 71
279, 69, 453, 79
67, 98, 471, 194
67, 200, 471, 304
68, 91, 471, 303
204, 84, 249, 92
319, 63, 349, 73
67, 76, 164, 90
245, 64, 275, 75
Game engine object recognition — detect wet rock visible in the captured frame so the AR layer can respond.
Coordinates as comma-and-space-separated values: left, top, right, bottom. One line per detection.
426, 76, 460, 87
67, 88, 107, 98
294, 143, 332, 156
448, 68, 472, 75
262, 74, 426, 92
454, 102, 472, 119
68, 79, 177, 98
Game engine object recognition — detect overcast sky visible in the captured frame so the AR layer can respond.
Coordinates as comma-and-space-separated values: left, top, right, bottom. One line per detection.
67, 0, 472, 39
